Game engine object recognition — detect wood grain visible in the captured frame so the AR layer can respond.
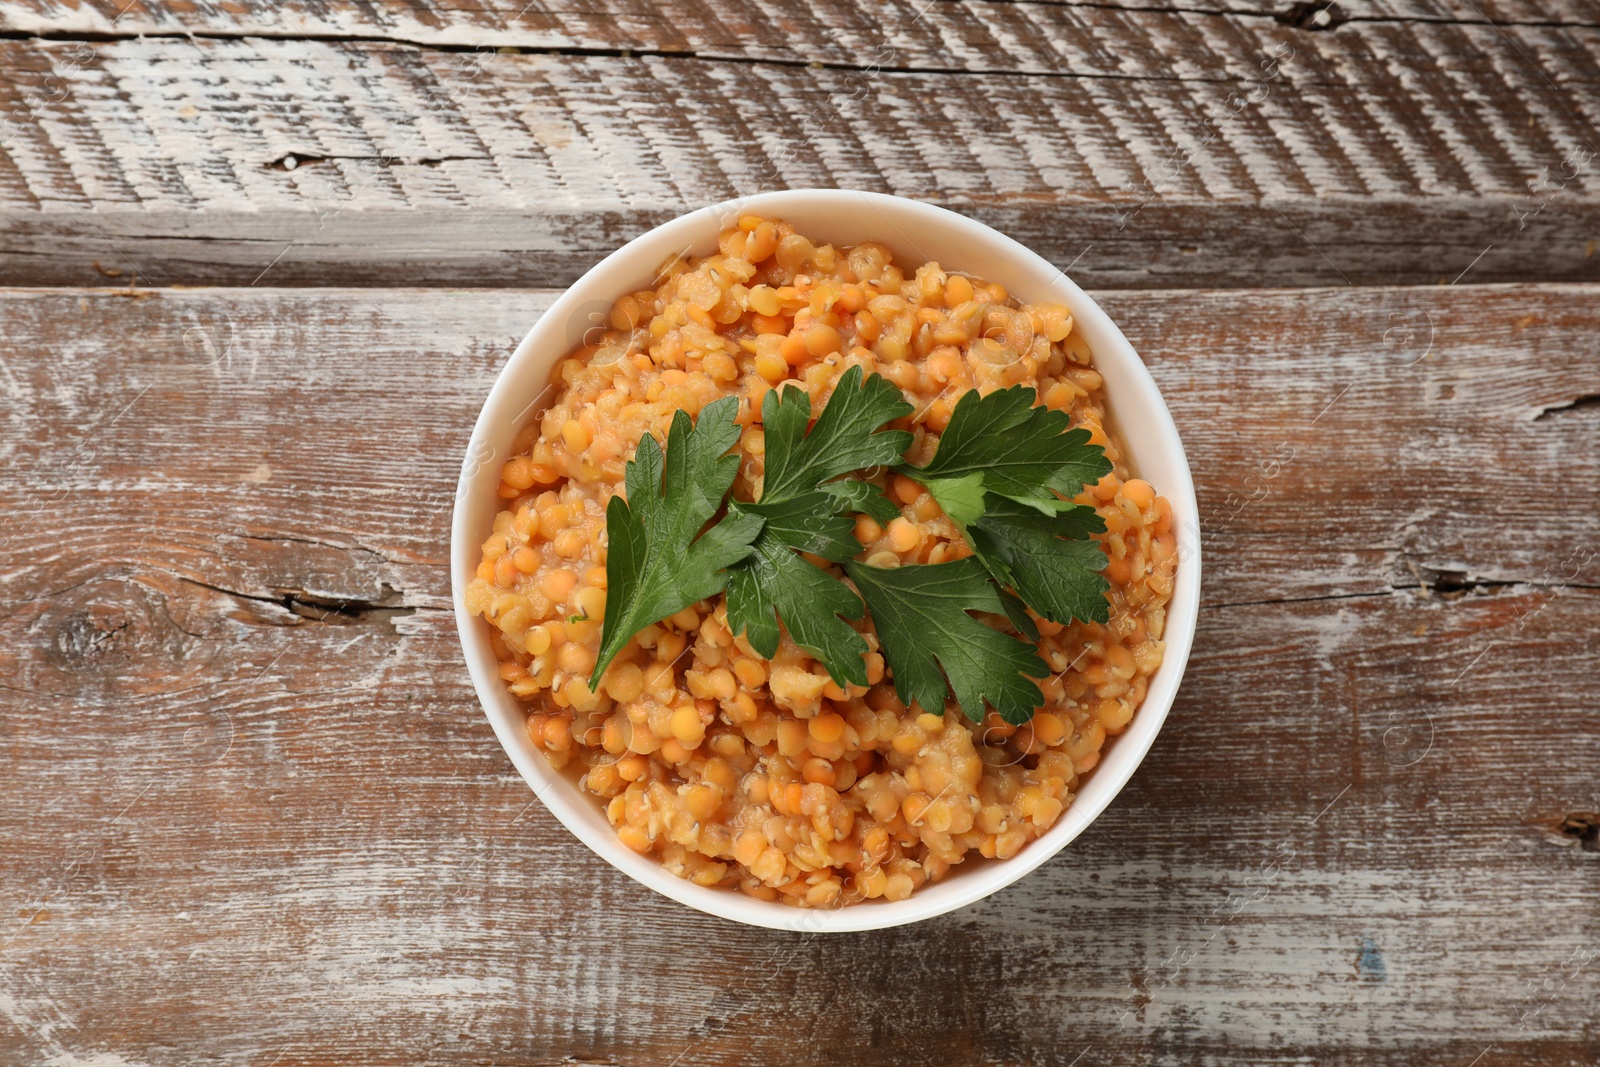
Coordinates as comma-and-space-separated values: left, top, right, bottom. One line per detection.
7, 0, 1600, 43
1, 3, 1599, 289
1, 285, 1596, 1066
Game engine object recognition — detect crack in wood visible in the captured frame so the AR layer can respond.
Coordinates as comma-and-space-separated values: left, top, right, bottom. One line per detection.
281, 585, 417, 624
1276, 0, 1349, 30
1537, 812, 1600, 853
266, 153, 487, 170
239, 532, 405, 569
6, 0, 1599, 45
174, 575, 430, 626
1533, 394, 1600, 421
1206, 573, 1600, 611
1202, 588, 1400, 610
1413, 566, 1484, 599
0, 28, 1244, 83
1560, 814, 1599, 853
0, 28, 649, 52
983, 0, 1600, 28
53, 611, 130, 662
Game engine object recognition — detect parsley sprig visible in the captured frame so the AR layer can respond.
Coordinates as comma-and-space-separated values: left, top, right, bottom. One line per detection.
901, 385, 1113, 628
588, 373, 1115, 724
844, 556, 1049, 723
588, 397, 764, 687
724, 367, 911, 686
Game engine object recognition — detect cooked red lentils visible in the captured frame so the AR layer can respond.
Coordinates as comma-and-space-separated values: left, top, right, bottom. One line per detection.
466, 216, 1177, 907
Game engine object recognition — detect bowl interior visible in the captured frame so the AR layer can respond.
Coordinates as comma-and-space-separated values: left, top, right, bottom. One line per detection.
452, 189, 1200, 932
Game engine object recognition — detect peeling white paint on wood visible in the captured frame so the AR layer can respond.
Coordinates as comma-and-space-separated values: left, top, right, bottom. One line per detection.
5, 0, 1600, 46
0, 13, 1597, 288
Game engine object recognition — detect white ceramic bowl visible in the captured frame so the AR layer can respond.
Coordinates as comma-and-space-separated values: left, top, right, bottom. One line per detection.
452, 189, 1200, 932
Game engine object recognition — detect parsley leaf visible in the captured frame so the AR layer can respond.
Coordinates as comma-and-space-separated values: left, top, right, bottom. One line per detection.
905, 384, 1111, 513
968, 496, 1111, 625
844, 557, 1048, 724
759, 365, 913, 499
589, 397, 764, 687
726, 528, 869, 684
900, 384, 1115, 631
995, 587, 1041, 643
723, 486, 866, 681
724, 367, 912, 683
733, 491, 859, 563
913, 472, 987, 526
819, 477, 900, 525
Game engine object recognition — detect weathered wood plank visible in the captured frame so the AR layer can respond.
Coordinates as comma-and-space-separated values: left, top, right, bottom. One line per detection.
0, 285, 1596, 1065
5, 594, 1596, 1066
5, 0, 1600, 43
2, 284, 1595, 609
0, 10, 1597, 289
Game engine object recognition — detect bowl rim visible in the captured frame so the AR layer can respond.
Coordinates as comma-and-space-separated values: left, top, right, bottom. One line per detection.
451, 189, 1201, 932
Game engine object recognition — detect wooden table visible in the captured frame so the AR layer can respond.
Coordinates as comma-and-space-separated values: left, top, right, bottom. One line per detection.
2, 2, 1597, 1064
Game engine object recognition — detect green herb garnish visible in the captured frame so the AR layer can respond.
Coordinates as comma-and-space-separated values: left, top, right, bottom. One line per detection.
968, 496, 1109, 626
588, 397, 764, 687
819, 476, 901, 525
903, 384, 1111, 523
844, 556, 1049, 724
900, 384, 1112, 626
724, 366, 912, 686
590, 373, 1114, 722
